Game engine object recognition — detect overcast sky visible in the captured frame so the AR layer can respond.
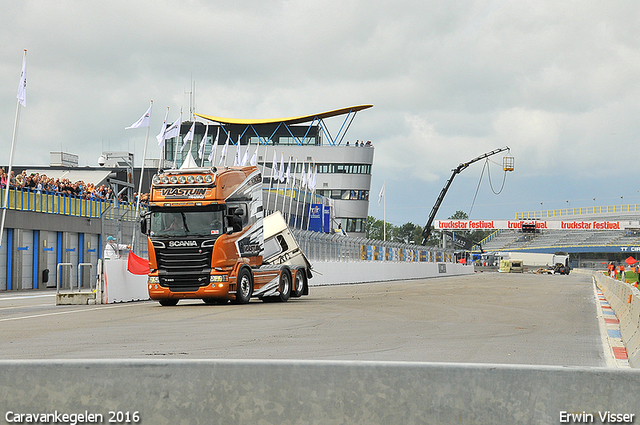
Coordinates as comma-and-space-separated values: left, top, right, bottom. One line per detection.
2, 1, 639, 227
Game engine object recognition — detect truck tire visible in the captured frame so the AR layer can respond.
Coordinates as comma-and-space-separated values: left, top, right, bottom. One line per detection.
278, 269, 292, 302
159, 299, 179, 306
292, 269, 306, 298
235, 267, 253, 304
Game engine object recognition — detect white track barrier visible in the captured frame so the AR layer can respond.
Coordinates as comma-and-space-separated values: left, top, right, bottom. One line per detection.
1, 360, 638, 425
594, 272, 640, 367
101, 259, 148, 303
310, 261, 473, 285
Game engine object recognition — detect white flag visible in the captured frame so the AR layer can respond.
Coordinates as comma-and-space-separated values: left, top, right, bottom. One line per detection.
219, 132, 229, 165
126, 104, 152, 129
300, 163, 307, 189
156, 108, 170, 148
272, 150, 279, 180
309, 166, 317, 190
285, 156, 291, 184
279, 152, 285, 183
250, 143, 259, 166
378, 183, 385, 206
163, 115, 182, 140
208, 127, 220, 163
233, 143, 241, 166
181, 122, 195, 152
241, 144, 250, 166
198, 125, 209, 159
17, 50, 27, 107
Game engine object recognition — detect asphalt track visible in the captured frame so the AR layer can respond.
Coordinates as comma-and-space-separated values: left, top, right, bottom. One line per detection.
0, 272, 608, 366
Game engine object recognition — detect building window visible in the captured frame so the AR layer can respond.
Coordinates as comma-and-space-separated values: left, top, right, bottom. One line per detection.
342, 218, 366, 233
315, 163, 370, 175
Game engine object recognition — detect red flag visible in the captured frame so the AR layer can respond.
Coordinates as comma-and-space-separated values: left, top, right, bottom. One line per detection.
127, 250, 150, 275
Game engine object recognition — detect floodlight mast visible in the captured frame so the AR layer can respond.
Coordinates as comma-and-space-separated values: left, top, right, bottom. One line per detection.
421, 146, 510, 245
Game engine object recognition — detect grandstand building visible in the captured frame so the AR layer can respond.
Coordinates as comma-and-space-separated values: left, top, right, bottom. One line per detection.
161, 105, 374, 237
480, 205, 640, 268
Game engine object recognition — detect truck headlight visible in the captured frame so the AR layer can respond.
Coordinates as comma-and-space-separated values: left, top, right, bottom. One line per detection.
148, 276, 159, 284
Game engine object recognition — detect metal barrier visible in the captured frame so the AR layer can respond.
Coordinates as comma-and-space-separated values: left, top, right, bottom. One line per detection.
56, 262, 94, 293
78, 262, 93, 291
0, 186, 143, 219
55, 263, 73, 293
292, 229, 452, 263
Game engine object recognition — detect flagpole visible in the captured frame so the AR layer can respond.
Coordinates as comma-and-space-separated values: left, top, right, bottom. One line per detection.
265, 149, 276, 215
306, 163, 316, 231
383, 184, 386, 242
157, 107, 169, 173
173, 109, 183, 169
0, 99, 22, 250
287, 157, 298, 225
0, 50, 26, 250
294, 160, 307, 229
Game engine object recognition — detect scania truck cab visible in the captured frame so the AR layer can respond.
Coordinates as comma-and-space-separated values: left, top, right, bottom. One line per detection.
141, 162, 311, 306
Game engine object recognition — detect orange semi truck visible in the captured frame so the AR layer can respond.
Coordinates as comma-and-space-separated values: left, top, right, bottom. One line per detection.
140, 163, 312, 306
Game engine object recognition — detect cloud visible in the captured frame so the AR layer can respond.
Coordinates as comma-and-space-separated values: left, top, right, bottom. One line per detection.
2, 0, 640, 224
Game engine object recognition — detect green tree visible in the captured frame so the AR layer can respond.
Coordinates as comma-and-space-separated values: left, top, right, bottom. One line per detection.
366, 215, 398, 241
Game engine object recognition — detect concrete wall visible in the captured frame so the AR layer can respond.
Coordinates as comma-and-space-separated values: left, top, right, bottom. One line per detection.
310, 261, 474, 286
1, 360, 638, 425
594, 272, 640, 368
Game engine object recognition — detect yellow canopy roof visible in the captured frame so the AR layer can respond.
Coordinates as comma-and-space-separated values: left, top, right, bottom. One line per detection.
195, 104, 373, 125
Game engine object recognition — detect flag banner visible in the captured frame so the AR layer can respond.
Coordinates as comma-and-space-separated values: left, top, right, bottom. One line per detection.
309, 166, 317, 189
234, 143, 241, 166
241, 144, 249, 166
285, 156, 291, 184
198, 125, 209, 159
126, 104, 152, 129
378, 183, 385, 205
181, 122, 195, 152
300, 163, 307, 189
127, 250, 150, 275
156, 108, 170, 148
163, 116, 181, 140
250, 143, 258, 166
219, 132, 229, 165
272, 150, 279, 180
17, 51, 27, 107
279, 152, 285, 183
208, 127, 220, 162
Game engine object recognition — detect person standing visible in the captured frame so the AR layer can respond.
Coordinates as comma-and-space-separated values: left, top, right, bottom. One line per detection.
103, 236, 130, 260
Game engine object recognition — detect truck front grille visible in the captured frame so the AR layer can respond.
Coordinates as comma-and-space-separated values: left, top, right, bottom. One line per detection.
156, 246, 212, 291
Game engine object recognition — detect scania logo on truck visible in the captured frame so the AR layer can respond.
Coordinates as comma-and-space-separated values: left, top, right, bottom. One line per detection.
160, 187, 207, 199
168, 240, 198, 247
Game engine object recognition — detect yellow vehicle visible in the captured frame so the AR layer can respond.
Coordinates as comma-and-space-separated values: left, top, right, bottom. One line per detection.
499, 259, 523, 273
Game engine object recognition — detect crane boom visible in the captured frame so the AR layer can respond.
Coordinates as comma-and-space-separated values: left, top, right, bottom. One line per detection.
421, 146, 510, 245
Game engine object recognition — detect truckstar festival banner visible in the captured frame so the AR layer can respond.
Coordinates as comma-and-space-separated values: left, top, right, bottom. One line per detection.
434, 220, 639, 231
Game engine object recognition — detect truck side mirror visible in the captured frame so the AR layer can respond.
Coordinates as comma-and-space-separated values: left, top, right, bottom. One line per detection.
140, 218, 147, 235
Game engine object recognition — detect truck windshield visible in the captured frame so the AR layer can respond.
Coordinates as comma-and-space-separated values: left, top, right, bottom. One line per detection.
149, 208, 225, 237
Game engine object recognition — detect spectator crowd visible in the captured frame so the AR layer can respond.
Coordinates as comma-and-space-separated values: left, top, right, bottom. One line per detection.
0, 168, 149, 205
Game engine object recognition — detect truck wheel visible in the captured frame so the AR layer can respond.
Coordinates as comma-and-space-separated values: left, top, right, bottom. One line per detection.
292, 270, 306, 298
159, 299, 178, 306
278, 270, 292, 302
235, 267, 253, 304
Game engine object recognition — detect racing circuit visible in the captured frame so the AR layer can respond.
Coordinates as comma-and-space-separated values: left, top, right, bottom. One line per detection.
2, 269, 640, 424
